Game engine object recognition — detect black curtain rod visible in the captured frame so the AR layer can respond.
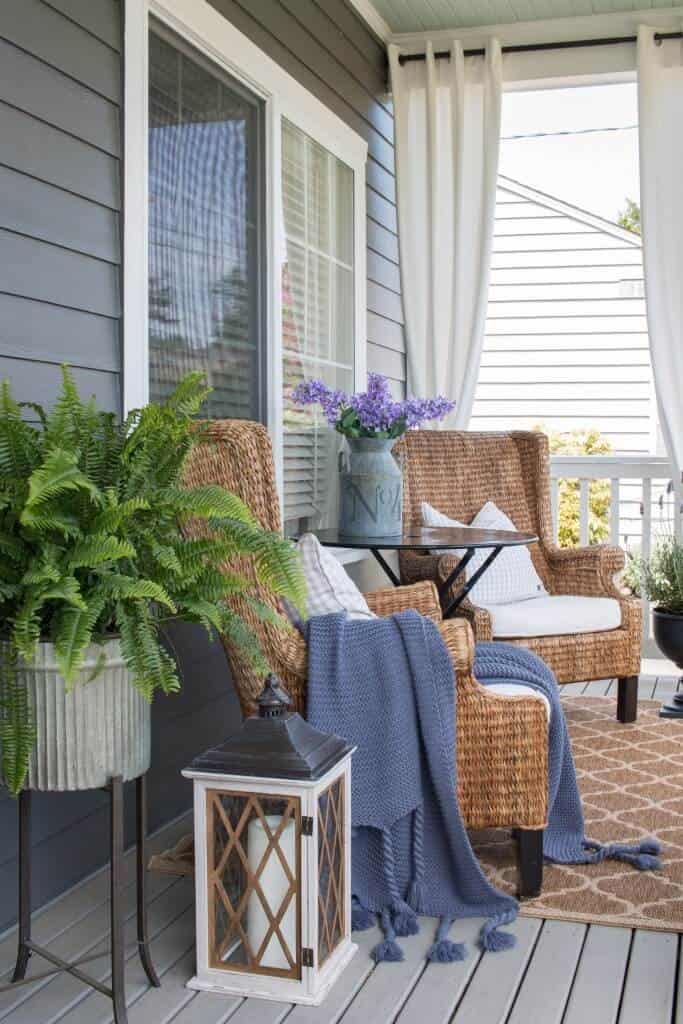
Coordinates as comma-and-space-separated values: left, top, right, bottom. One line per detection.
397, 30, 683, 64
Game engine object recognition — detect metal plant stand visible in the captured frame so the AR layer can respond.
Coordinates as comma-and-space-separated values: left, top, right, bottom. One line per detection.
1, 774, 160, 1024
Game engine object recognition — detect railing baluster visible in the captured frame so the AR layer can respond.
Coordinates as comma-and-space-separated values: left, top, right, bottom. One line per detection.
579, 479, 590, 547
641, 477, 653, 644
551, 477, 559, 542
610, 478, 620, 546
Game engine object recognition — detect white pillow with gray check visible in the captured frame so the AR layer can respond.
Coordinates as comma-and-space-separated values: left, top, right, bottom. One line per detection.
421, 500, 546, 606
297, 533, 375, 621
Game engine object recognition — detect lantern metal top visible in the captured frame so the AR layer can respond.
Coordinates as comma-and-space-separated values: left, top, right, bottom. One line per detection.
185, 673, 353, 781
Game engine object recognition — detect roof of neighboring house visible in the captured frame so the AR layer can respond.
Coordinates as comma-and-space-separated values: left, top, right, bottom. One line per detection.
497, 174, 642, 247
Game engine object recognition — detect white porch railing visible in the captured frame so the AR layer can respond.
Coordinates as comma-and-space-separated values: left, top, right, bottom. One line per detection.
549, 455, 683, 656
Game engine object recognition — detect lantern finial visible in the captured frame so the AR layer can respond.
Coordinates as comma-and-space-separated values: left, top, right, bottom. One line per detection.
257, 674, 291, 718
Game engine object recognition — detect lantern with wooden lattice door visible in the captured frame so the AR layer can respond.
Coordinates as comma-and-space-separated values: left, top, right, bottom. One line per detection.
183, 675, 356, 1005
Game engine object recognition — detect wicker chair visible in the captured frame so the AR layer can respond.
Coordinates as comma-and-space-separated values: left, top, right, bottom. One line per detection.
178, 420, 549, 897
397, 430, 642, 723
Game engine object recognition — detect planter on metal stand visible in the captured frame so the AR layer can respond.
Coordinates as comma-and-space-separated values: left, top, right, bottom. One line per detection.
654, 610, 683, 719
1, 641, 159, 1024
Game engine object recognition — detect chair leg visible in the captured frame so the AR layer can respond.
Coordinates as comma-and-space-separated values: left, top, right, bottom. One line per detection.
517, 828, 544, 899
617, 676, 638, 724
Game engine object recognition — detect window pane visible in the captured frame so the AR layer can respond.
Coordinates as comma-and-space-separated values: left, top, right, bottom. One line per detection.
282, 119, 355, 533
148, 28, 265, 420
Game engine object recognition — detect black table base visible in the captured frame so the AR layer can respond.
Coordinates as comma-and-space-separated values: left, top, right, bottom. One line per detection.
1, 774, 160, 1024
372, 544, 504, 618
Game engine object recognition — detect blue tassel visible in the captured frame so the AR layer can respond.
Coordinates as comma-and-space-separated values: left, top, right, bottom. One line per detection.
639, 837, 661, 855
480, 909, 517, 953
372, 908, 404, 962
372, 938, 404, 962
427, 916, 466, 963
406, 878, 425, 912
392, 898, 419, 937
351, 896, 375, 931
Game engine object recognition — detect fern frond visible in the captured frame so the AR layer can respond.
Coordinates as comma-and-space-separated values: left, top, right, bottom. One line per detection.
0, 650, 36, 796
54, 593, 106, 686
65, 535, 135, 570
23, 448, 103, 519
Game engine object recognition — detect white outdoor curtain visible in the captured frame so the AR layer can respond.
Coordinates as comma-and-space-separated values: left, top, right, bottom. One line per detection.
388, 40, 502, 426
637, 26, 683, 475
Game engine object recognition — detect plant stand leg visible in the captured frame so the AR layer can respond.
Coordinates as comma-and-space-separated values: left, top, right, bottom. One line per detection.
517, 828, 544, 899
12, 790, 32, 983
136, 775, 160, 987
617, 676, 638, 723
110, 776, 129, 1024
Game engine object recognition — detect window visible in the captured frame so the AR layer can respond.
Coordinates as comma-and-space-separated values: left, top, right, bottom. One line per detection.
127, 2, 366, 526
148, 25, 266, 420
281, 120, 355, 534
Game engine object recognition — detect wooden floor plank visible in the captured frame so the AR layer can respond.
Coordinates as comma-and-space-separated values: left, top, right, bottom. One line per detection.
225, 995, 290, 1024
55, 904, 195, 1024
562, 925, 631, 1024
0, 813, 191, 978
3, 881, 193, 1024
618, 930, 678, 1024
395, 917, 483, 1024
447, 915, 541, 1024
285, 923, 382, 1024
506, 920, 586, 1024
110, 948, 196, 1024
638, 676, 657, 698
334, 916, 437, 1024
583, 680, 613, 696
653, 675, 680, 699
0, 870, 179, 1020
560, 682, 586, 697
167, 990, 241, 1024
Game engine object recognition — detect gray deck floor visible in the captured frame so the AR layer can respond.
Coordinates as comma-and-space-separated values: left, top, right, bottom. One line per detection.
1, 672, 681, 1024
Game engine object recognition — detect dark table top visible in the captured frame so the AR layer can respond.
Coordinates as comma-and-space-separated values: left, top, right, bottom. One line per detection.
306, 526, 538, 551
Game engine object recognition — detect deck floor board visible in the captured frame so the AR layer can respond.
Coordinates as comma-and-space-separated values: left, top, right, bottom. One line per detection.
1, 676, 681, 1024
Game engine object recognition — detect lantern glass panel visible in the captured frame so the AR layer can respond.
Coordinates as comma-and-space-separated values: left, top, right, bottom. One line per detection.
317, 776, 346, 965
206, 790, 301, 978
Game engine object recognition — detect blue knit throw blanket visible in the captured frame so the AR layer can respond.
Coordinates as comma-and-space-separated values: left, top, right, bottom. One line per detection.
306, 611, 660, 964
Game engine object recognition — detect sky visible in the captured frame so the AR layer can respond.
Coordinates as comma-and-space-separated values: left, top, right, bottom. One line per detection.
499, 82, 639, 224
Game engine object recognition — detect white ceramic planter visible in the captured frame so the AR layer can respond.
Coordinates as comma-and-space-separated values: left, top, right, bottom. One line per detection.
13, 640, 151, 791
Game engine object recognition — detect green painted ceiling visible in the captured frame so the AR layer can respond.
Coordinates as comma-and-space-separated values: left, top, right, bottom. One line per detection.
370, 0, 680, 33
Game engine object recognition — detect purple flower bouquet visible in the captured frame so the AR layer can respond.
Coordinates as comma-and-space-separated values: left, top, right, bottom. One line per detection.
291, 373, 455, 439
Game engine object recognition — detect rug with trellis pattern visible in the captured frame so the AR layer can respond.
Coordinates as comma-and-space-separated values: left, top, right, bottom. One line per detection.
473, 696, 683, 932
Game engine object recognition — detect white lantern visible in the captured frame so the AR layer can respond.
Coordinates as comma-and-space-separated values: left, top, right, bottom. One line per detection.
183, 675, 357, 1006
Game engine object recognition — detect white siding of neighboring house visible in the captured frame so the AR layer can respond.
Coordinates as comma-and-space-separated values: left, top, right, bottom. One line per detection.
471, 176, 671, 546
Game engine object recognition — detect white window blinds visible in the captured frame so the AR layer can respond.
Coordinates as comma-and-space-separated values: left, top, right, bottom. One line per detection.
281, 119, 355, 532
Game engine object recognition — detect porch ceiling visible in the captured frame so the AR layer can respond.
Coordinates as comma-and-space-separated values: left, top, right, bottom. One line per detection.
362, 0, 682, 35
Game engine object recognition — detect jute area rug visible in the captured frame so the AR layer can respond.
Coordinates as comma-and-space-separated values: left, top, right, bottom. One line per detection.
473, 696, 683, 932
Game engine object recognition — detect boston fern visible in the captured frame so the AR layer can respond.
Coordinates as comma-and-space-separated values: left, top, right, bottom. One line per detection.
0, 368, 305, 794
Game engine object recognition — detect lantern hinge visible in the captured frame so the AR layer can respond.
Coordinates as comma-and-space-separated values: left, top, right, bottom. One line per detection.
302, 947, 314, 968
301, 815, 314, 836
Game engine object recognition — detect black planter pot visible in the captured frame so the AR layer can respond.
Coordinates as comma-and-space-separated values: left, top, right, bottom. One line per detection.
653, 608, 683, 718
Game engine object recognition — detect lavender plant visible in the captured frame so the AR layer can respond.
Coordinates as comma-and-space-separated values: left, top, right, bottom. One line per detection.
291, 373, 455, 440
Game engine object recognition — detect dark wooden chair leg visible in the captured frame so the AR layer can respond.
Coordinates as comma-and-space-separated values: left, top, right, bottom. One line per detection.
136, 775, 160, 987
617, 676, 638, 724
517, 828, 544, 899
110, 777, 129, 1024
12, 790, 32, 982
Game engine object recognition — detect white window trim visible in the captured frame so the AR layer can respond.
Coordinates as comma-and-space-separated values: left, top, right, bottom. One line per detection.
123, 0, 368, 506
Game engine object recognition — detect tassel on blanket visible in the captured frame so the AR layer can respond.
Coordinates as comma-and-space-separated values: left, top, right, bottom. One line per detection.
372, 908, 404, 963
479, 907, 517, 952
381, 826, 419, 936
582, 837, 661, 871
428, 916, 466, 963
351, 895, 375, 932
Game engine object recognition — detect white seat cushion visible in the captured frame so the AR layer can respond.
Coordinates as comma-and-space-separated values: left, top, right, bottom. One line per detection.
297, 533, 375, 621
485, 682, 551, 719
485, 594, 622, 639
421, 500, 547, 605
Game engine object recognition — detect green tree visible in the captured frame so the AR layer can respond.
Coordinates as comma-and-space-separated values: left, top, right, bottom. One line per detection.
534, 426, 612, 548
617, 198, 641, 235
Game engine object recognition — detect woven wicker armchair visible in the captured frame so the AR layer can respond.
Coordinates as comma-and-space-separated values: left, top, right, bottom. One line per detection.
397, 430, 642, 723
178, 420, 549, 897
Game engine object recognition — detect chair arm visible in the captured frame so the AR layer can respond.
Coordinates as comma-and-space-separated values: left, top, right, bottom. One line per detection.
545, 543, 626, 598
366, 581, 442, 622
437, 617, 475, 676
